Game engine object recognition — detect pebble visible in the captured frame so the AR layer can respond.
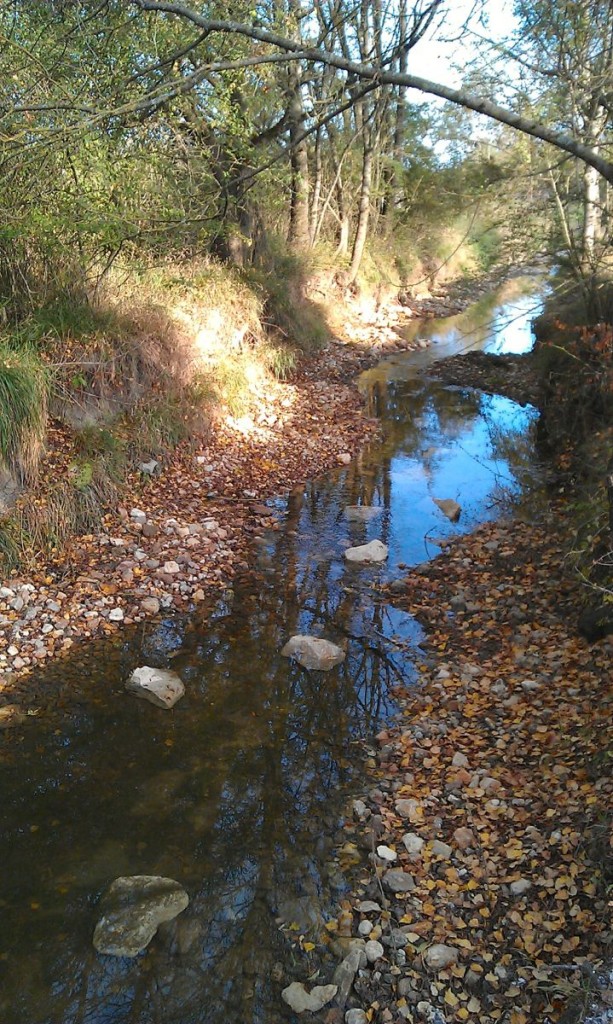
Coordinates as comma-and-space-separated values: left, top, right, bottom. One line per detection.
451, 751, 469, 767
510, 878, 532, 895
345, 1011, 368, 1024
402, 832, 425, 857
453, 826, 476, 849
431, 840, 452, 859
423, 943, 459, 970
356, 900, 381, 913
376, 844, 397, 862
109, 608, 124, 622
365, 939, 384, 963
383, 869, 415, 893
395, 798, 421, 820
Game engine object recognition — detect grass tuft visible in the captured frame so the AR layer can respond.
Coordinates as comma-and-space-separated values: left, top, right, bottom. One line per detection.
0, 345, 48, 481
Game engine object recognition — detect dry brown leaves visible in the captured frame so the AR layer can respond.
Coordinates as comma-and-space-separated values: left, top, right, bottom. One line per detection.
342, 514, 612, 1023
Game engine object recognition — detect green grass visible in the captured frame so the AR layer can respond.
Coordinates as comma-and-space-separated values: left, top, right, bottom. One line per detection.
0, 345, 48, 481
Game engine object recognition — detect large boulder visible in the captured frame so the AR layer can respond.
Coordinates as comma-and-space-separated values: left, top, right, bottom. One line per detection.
281, 635, 345, 671
93, 875, 189, 957
344, 540, 388, 563
126, 666, 185, 709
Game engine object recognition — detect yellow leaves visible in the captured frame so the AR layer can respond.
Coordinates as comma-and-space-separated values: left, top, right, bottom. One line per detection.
443, 988, 459, 1008
510, 1012, 528, 1024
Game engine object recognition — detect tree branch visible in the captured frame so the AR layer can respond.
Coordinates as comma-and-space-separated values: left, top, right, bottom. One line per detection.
132, 0, 613, 182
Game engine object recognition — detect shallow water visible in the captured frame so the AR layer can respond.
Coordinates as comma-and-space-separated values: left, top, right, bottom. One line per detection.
0, 277, 546, 1024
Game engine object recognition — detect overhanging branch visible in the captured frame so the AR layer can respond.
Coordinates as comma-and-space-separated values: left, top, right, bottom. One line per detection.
132, 0, 613, 183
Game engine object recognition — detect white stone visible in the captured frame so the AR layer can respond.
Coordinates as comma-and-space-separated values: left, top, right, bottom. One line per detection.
130, 508, 146, 521
376, 844, 397, 862
344, 540, 388, 564
281, 635, 345, 671
109, 608, 124, 622
510, 878, 532, 896
402, 832, 425, 857
162, 561, 181, 575
433, 497, 461, 522
93, 875, 189, 956
358, 920, 373, 936
423, 943, 459, 970
346, 1011, 368, 1024
126, 666, 185, 709
365, 939, 384, 963
281, 982, 338, 1014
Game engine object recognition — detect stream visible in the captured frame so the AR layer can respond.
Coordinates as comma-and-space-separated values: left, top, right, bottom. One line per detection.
0, 274, 547, 1024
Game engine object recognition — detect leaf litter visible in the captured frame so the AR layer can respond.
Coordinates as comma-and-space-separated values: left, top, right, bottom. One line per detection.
316, 507, 612, 1024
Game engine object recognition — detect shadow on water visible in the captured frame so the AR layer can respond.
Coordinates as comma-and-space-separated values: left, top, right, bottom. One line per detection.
0, 276, 547, 1024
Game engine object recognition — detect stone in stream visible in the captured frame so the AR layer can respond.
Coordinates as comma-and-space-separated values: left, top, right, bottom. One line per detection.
344, 505, 383, 523
344, 540, 388, 564
93, 875, 189, 956
125, 666, 185, 709
432, 497, 461, 522
281, 635, 345, 671
281, 982, 338, 1014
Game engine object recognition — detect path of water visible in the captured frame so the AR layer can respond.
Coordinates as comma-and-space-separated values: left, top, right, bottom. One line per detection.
0, 275, 546, 1024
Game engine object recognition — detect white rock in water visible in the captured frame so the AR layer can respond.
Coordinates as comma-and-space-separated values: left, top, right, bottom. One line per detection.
344, 506, 383, 522
281, 635, 345, 671
126, 666, 185, 709
344, 540, 388, 563
423, 943, 459, 970
93, 875, 189, 957
281, 982, 338, 1014
433, 497, 461, 522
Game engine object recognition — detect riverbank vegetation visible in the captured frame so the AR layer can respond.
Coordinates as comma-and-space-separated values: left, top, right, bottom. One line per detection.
1, 0, 613, 578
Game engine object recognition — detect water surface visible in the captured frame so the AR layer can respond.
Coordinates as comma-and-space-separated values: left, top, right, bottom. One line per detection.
0, 276, 546, 1024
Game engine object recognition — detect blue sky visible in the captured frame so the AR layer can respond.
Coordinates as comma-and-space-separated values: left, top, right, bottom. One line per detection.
408, 0, 518, 87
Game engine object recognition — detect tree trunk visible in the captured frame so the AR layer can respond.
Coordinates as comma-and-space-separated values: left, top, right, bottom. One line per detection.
309, 128, 322, 246
347, 143, 373, 283
582, 159, 602, 264
287, 64, 310, 251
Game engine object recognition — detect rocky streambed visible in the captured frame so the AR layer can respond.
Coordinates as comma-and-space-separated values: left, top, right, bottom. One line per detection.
2, 274, 599, 1024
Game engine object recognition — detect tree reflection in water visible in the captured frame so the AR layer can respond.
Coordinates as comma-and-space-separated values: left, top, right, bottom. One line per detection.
0, 280, 545, 1024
